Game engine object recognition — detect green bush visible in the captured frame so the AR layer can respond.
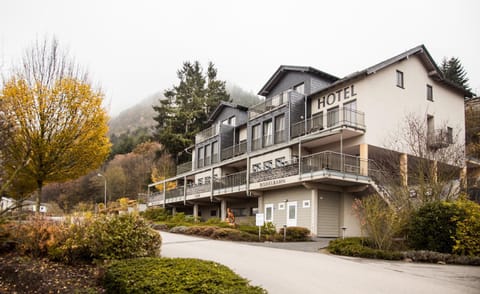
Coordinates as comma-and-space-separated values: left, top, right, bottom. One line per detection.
278, 226, 311, 242
451, 199, 480, 256
210, 228, 258, 241
103, 257, 266, 294
408, 201, 463, 254
142, 207, 170, 222
328, 237, 404, 260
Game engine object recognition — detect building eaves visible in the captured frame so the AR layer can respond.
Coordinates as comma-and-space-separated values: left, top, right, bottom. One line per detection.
258, 65, 339, 96
207, 101, 248, 123
309, 44, 472, 98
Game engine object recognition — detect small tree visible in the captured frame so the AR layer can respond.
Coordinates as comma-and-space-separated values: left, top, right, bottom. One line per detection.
0, 38, 110, 211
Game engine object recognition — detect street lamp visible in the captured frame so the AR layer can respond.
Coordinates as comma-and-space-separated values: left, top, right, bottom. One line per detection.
97, 173, 107, 209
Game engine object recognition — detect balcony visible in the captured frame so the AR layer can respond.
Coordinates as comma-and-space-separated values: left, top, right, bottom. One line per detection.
302, 151, 368, 176
221, 141, 247, 160
291, 107, 365, 138
213, 171, 247, 193
187, 182, 211, 195
148, 192, 164, 206
195, 124, 220, 143
165, 186, 184, 200
176, 162, 192, 175
249, 93, 288, 119
428, 129, 453, 150
250, 160, 299, 183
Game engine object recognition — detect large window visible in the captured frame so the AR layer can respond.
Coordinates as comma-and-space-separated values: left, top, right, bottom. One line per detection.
396, 70, 404, 88
311, 112, 323, 131
343, 100, 357, 125
265, 204, 274, 222
274, 114, 286, 143
212, 141, 219, 163
205, 144, 211, 166
327, 106, 340, 128
252, 124, 261, 150
198, 147, 204, 168
263, 120, 273, 147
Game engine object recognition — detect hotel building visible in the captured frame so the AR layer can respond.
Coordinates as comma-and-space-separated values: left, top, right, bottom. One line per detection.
148, 45, 471, 237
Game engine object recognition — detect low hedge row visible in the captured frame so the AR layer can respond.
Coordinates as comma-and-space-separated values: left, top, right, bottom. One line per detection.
103, 257, 266, 293
328, 237, 480, 265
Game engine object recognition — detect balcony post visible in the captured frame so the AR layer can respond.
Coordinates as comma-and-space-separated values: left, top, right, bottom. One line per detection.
193, 204, 199, 220
163, 179, 166, 208
400, 153, 408, 186
183, 176, 187, 205
220, 199, 227, 221
360, 144, 369, 176
310, 189, 318, 237
210, 168, 214, 201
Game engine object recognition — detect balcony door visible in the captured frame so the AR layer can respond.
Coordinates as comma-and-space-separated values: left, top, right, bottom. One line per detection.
343, 100, 357, 125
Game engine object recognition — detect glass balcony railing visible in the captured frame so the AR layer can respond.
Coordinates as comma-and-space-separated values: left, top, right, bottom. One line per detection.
248, 92, 288, 119
221, 141, 247, 160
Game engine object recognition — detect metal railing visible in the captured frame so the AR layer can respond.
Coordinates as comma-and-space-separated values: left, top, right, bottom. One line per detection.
250, 160, 299, 183
186, 182, 211, 195
165, 186, 184, 199
301, 151, 368, 176
248, 93, 288, 119
148, 192, 164, 204
195, 124, 220, 143
213, 171, 247, 190
176, 162, 192, 175
428, 129, 453, 149
221, 141, 247, 160
291, 107, 365, 138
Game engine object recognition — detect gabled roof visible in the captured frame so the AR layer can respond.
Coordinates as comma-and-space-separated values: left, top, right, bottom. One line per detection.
309, 45, 473, 98
207, 101, 248, 123
258, 65, 339, 96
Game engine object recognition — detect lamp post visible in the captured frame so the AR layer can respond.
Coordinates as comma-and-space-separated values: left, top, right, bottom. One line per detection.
97, 173, 107, 209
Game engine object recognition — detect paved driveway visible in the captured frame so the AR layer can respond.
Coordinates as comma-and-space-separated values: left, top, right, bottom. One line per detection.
160, 232, 480, 294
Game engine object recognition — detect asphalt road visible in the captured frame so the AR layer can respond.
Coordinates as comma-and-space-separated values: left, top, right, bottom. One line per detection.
160, 232, 480, 294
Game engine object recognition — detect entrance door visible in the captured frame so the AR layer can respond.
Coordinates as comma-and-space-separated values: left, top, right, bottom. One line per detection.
317, 192, 340, 237
286, 201, 297, 226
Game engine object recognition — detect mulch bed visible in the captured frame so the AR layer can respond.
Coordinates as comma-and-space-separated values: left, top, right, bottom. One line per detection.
0, 253, 105, 293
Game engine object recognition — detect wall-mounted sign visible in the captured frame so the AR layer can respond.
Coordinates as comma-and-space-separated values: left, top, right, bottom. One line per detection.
259, 178, 286, 188
318, 84, 357, 110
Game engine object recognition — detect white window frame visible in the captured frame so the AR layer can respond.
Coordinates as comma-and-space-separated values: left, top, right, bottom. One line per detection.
278, 202, 285, 210
286, 201, 297, 226
265, 204, 274, 222
303, 200, 311, 208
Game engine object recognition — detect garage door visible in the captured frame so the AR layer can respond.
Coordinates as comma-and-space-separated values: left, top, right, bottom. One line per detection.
317, 191, 340, 237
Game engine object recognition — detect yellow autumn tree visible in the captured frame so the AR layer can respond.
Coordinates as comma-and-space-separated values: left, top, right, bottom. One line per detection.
0, 38, 110, 211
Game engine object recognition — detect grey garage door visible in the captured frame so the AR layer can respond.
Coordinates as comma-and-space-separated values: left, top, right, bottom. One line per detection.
317, 191, 340, 237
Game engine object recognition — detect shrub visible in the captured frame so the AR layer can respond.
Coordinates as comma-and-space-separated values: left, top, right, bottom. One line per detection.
103, 257, 266, 294
328, 237, 403, 260
83, 214, 161, 260
403, 250, 480, 265
407, 201, 462, 253
142, 207, 169, 222
451, 199, 480, 256
210, 228, 258, 241
278, 226, 311, 242
237, 225, 260, 235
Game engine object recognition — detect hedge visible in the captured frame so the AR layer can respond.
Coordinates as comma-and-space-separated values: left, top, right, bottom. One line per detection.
103, 257, 266, 294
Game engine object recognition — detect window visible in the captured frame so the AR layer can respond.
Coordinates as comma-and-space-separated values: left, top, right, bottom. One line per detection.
275, 157, 286, 168
252, 163, 261, 172
264, 160, 273, 170
294, 83, 305, 94
327, 106, 340, 128
427, 84, 433, 101
198, 147, 204, 168
265, 204, 274, 222
205, 176, 211, 184
447, 127, 453, 144
343, 100, 357, 125
274, 114, 286, 143
303, 200, 311, 208
396, 70, 404, 88
278, 202, 285, 210
212, 141, 218, 163
210, 210, 217, 217
198, 178, 203, 185
263, 120, 273, 147
205, 144, 211, 166
229, 116, 236, 126
231, 208, 248, 217
311, 112, 323, 131
252, 124, 261, 150
222, 119, 229, 125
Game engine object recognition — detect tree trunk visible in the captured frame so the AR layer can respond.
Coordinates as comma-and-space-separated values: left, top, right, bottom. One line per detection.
36, 180, 43, 214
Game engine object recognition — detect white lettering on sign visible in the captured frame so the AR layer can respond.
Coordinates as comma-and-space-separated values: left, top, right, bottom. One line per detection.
318, 84, 357, 110
259, 179, 286, 187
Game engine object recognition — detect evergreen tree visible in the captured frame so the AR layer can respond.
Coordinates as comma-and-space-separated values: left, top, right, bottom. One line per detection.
440, 57, 471, 92
153, 61, 230, 162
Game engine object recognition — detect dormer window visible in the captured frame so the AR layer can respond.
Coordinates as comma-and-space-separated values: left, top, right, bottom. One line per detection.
294, 83, 305, 94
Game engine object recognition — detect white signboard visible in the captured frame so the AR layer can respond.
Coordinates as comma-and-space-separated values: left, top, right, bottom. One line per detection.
256, 213, 265, 227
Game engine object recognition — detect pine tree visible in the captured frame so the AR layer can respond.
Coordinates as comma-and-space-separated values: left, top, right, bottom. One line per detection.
440, 57, 471, 92
153, 61, 230, 162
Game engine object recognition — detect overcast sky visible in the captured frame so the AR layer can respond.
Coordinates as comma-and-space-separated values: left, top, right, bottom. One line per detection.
1, 0, 479, 116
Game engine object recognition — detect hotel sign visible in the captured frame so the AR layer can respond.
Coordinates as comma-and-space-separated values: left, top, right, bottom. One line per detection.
317, 84, 357, 110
